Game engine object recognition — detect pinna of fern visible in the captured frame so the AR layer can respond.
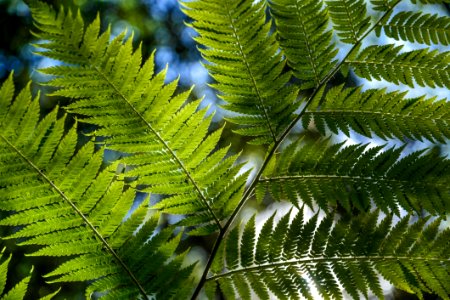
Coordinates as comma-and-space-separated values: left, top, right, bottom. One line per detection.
181, 0, 300, 145
303, 84, 450, 143
256, 138, 450, 215
268, 0, 338, 89
206, 209, 450, 300
0, 75, 193, 299
28, 0, 247, 236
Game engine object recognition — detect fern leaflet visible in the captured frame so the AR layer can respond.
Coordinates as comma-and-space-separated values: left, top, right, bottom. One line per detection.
325, 0, 371, 44
206, 209, 450, 300
269, 0, 338, 89
303, 84, 450, 142
256, 139, 450, 214
181, 0, 299, 145
379, 11, 450, 46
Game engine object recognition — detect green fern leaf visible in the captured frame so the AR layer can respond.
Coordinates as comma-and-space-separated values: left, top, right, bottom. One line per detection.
257, 139, 450, 214
269, 0, 338, 89
28, 1, 245, 234
325, 0, 371, 44
346, 44, 450, 88
0, 76, 193, 299
181, 0, 299, 145
379, 11, 450, 45
206, 209, 450, 300
303, 84, 450, 142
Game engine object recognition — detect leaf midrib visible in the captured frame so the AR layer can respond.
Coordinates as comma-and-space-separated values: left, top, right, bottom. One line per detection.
0, 134, 148, 298
92, 66, 223, 230
306, 109, 446, 120
260, 174, 447, 187
206, 255, 450, 281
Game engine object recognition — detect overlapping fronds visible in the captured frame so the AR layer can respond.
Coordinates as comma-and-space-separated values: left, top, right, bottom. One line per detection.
0, 248, 60, 299
0, 76, 193, 299
325, 0, 371, 44
181, 0, 299, 145
346, 44, 450, 88
379, 11, 450, 45
302, 84, 450, 142
205, 209, 450, 300
269, 0, 338, 89
29, 1, 245, 234
256, 139, 450, 214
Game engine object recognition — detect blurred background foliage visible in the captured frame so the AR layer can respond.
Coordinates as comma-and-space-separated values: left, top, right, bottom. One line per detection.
0, 0, 448, 299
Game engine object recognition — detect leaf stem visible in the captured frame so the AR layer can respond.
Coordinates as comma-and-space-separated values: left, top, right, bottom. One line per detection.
190, 2, 401, 298
207, 255, 450, 281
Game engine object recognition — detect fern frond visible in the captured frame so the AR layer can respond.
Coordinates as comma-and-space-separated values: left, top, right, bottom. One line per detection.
379, 11, 450, 46
256, 139, 450, 214
0, 76, 193, 298
303, 84, 450, 142
346, 44, 450, 88
325, 0, 371, 44
206, 209, 450, 300
269, 0, 338, 89
181, 0, 299, 145
29, 1, 245, 234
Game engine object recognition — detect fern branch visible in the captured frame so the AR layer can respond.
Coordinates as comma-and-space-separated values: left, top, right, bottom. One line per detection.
191, 2, 402, 297
207, 255, 449, 282
346, 44, 450, 88
29, 1, 246, 234
257, 140, 449, 214
379, 11, 450, 45
207, 210, 450, 299
303, 84, 450, 142
93, 65, 222, 229
222, 1, 276, 142
182, 0, 299, 145
269, 0, 338, 89
325, 0, 372, 44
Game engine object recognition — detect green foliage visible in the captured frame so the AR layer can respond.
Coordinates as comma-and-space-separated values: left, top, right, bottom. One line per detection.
257, 139, 449, 214
379, 11, 450, 45
0, 76, 193, 299
303, 84, 450, 142
346, 44, 450, 88
28, 1, 246, 235
0, 0, 450, 299
268, 0, 338, 89
181, 0, 299, 145
207, 210, 450, 300
325, 0, 371, 44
